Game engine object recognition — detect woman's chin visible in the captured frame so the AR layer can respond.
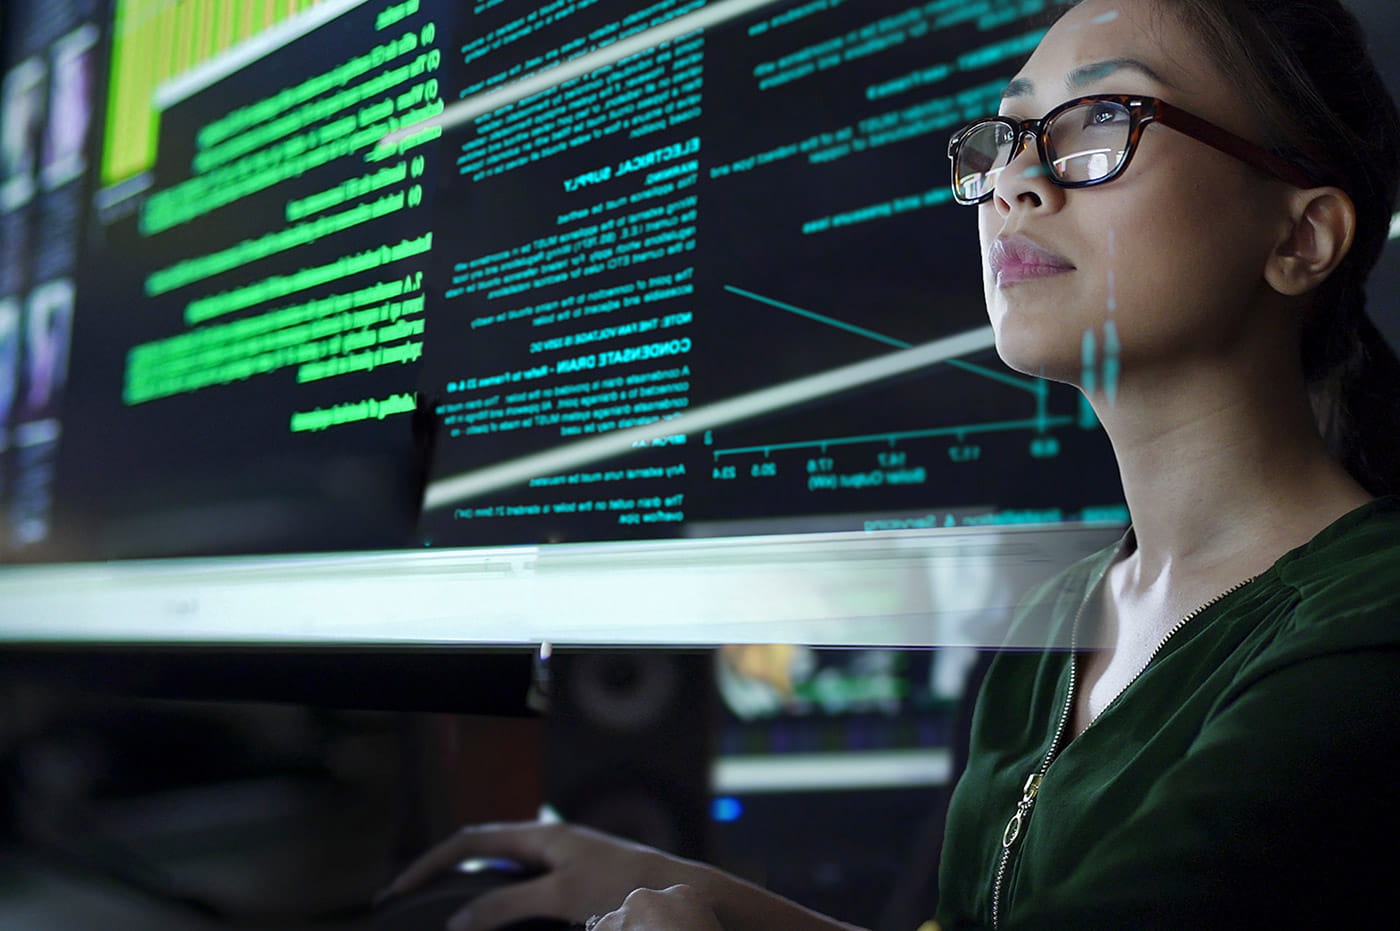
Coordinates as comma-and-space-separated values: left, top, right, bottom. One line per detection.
990, 318, 1081, 382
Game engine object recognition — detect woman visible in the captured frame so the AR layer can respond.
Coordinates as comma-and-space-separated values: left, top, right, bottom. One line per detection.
383, 0, 1400, 927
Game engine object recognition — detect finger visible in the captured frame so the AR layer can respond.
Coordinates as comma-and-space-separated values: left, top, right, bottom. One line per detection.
385, 821, 561, 895
594, 885, 718, 930
595, 887, 671, 929
591, 911, 623, 931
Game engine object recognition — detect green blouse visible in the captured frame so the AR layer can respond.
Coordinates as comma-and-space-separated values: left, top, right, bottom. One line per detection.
935, 496, 1400, 929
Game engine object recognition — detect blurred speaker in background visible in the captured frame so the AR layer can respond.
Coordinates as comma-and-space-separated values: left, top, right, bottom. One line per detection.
543, 651, 716, 861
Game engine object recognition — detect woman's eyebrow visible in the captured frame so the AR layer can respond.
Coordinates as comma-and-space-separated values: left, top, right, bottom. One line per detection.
1002, 76, 1035, 100
1001, 57, 1174, 100
1069, 57, 1173, 88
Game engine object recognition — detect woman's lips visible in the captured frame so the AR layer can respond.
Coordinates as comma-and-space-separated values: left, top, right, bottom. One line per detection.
988, 235, 1076, 287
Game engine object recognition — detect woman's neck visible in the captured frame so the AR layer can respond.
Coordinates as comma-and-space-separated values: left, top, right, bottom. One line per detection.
1088, 362, 1372, 588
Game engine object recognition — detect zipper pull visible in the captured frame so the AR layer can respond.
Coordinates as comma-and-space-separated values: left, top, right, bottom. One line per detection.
1001, 772, 1043, 849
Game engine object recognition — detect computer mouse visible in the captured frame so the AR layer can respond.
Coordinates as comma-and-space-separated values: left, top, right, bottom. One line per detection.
373, 857, 578, 931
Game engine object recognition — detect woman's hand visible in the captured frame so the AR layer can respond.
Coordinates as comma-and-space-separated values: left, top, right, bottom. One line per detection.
590, 885, 725, 931
382, 819, 867, 931
382, 820, 706, 931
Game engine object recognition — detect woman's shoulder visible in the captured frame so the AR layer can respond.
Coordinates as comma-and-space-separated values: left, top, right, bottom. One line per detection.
1275, 495, 1400, 610
1250, 495, 1400, 664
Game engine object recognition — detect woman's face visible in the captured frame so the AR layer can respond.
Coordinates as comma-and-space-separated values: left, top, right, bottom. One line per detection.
980, 0, 1295, 390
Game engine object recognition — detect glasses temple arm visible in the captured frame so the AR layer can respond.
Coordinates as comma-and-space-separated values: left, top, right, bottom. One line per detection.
1153, 100, 1321, 189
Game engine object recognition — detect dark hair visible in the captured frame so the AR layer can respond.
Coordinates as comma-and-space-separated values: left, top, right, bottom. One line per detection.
1074, 0, 1400, 496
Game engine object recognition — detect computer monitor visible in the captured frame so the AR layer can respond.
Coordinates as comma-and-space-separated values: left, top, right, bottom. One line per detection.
2, 0, 1395, 654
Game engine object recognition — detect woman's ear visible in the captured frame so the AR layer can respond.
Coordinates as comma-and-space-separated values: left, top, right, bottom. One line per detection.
1265, 187, 1357, 297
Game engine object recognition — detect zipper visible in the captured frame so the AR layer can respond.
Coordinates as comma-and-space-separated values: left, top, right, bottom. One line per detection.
990, 590, 1082, 931
988, 571, 1259, 929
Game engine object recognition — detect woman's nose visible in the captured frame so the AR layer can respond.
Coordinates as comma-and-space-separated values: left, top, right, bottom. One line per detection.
992, 135, 1063, 214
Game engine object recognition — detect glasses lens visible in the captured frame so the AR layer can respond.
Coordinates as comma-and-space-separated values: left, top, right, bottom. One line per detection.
1046, 100, 1131, 182
953, 121, 1014, 202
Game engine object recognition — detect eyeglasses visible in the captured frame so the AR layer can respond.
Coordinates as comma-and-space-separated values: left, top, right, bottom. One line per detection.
946, 94, 1320, 206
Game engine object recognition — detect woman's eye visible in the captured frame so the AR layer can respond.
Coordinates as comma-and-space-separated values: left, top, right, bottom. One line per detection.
1085, 104, 1126, 127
